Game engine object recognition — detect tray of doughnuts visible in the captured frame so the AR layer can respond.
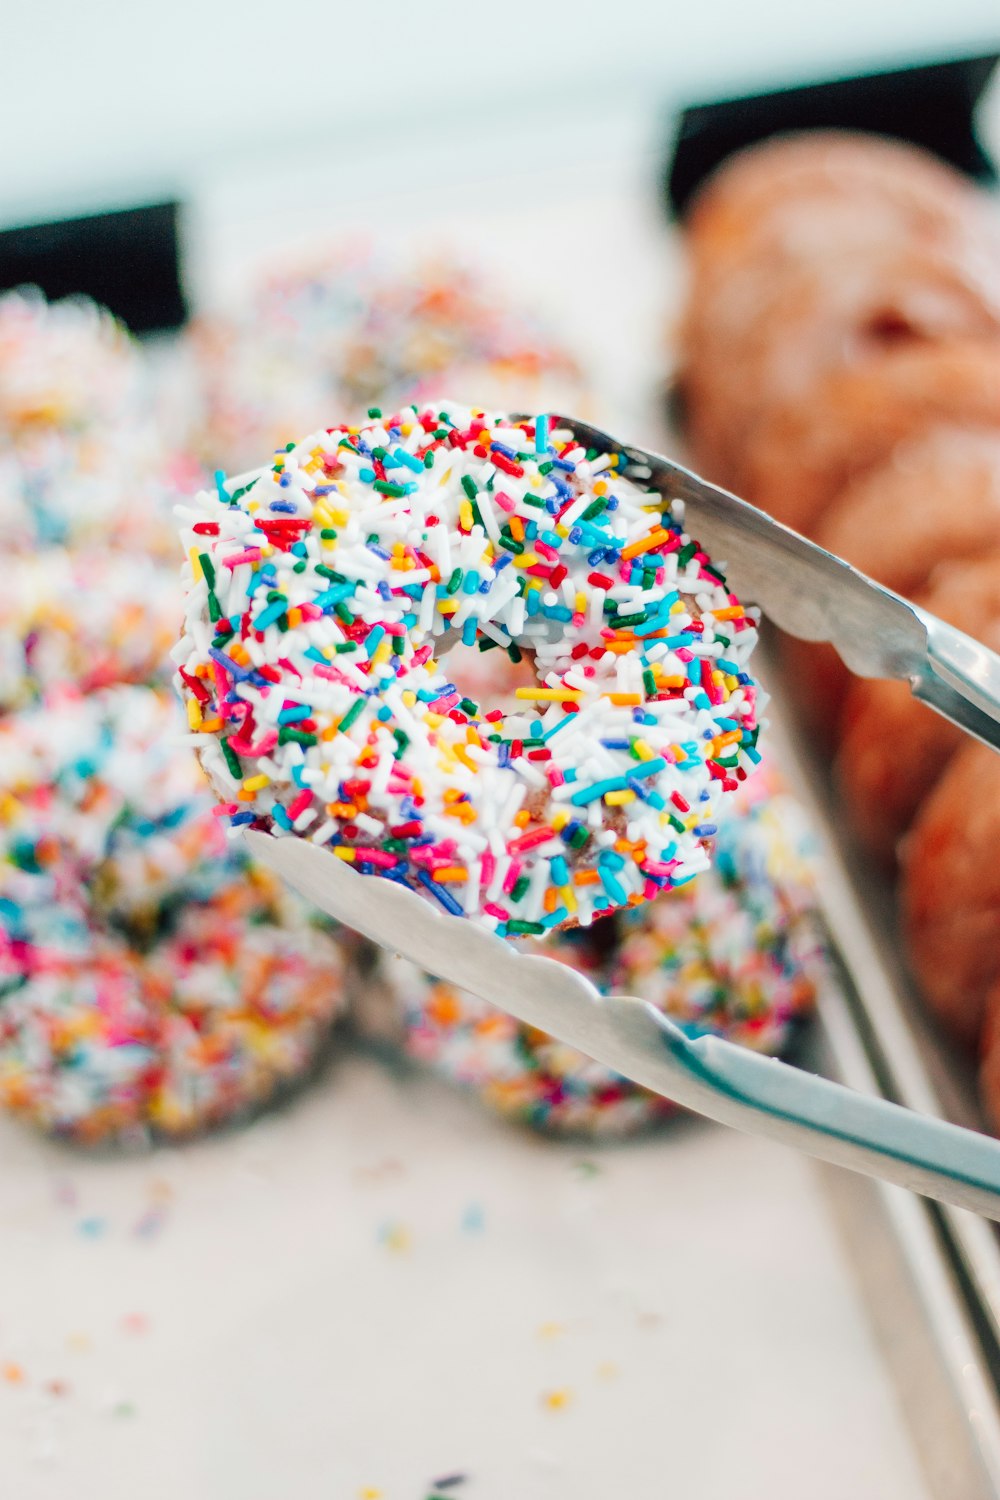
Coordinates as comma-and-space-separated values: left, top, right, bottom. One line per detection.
668, 53, 1000, 1436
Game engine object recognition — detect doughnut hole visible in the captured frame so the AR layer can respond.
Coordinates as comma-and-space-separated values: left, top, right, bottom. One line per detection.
433, 639, 538, 707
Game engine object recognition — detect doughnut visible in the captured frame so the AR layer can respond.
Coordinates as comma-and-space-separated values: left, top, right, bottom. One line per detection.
680, 132, 1000, 480
175, 401, 763, 937
685, 133, 998, 288
0, 879, 345, 1145
0, 287, 141, 436
185, 255, 587, 473
836, 551, 1000, 864
782, 426, 1000, 741
612, 765, 821, 1050
817, 427, 1000, 600
387, 762, 821, 1136
0, 685, 347, 1142
738, 341, 1000, 534
0, 686, 238, 936
0, 548, 180, 713
682, 242, 1000, 486
900, 739, 1000, 1047
386, 924, 663, 1137
0, 288, 180, 556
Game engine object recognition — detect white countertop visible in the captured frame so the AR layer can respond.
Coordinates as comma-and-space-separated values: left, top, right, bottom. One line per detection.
0, 1052, 931, 1500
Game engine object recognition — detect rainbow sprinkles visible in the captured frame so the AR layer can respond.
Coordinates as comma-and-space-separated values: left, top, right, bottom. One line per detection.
174, 402, 763, 936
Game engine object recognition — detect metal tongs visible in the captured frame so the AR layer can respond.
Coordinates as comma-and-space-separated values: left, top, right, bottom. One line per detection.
248, 419, 1000, 1221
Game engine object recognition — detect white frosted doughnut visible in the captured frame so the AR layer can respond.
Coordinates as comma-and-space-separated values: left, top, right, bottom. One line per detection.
176, 402, 763, 936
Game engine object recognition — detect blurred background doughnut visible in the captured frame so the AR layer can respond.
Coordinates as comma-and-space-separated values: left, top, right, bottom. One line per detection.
0, 879, 345, 1145
736, 341, 1000, 533
782, 427, 1000, 742
183, 253, 589, 473
816, 425, 1000, 600
384, 764, 823, 1137
0, 548, 179, 713
0, 687, 236, 926
684, 133, 996, 289
835, 551, 1000, 864
0, 685, 349, 1141
0, 289, 184, 557
684, 245, 1000, 487
901, 739, 1000, 1049
680, 133, 1000, 486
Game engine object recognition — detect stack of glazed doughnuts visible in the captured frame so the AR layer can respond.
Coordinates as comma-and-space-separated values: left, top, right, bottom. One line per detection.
678, 130, 1000, 1124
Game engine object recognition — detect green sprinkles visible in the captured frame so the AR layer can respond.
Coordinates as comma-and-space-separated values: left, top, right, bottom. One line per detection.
220, 738, 242, 779
338, 698, 365, 733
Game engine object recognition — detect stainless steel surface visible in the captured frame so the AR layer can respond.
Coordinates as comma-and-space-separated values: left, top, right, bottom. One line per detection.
558, 416, 1000, 753
247, 824, 1000, 1220
809, 973, 1000, 1499
767, 672, 1000, 1375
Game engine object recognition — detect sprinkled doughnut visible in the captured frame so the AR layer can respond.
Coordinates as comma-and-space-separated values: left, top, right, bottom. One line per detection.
0, 686, 348, 1142
0, 548, 180, 713
388, 925, 655, 1136
176, 402, 762, 937
0, 686, 240, 935
185, 255, 587, 473
0, 288, 141, 435
0, 877, 345, 1145
783, 425, 1000, 743
837, 551, 1000, 864
612, 766, 821, 1043
0, 288, 181, 556
901, 739, 1000, 1048
387, 764, 821, 1136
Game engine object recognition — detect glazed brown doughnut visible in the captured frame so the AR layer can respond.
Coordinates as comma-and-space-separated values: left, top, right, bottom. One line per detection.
817, 426, 1000, 597
836, 551, 1000, 864
682, 131, 1000, 499
683, 243, 1000, 485
783, 426, 1000, 741
902, 739, 1000, 1047
738, 341, 1000, 534
686, 131, 998, 285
